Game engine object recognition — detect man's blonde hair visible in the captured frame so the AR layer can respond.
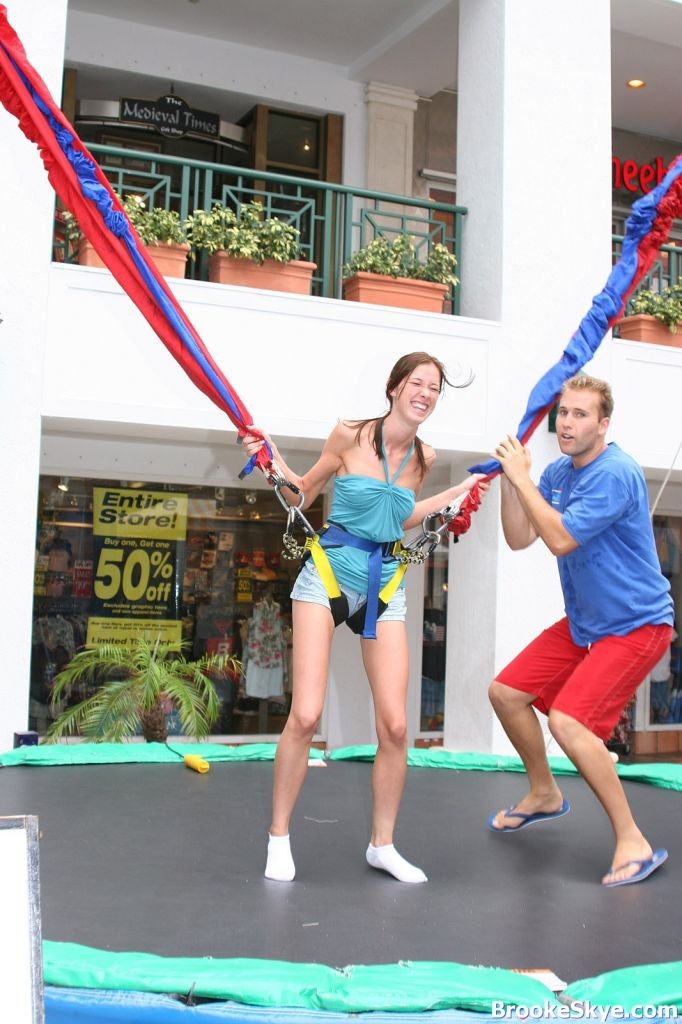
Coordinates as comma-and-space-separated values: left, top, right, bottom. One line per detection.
561, 374, 614, 420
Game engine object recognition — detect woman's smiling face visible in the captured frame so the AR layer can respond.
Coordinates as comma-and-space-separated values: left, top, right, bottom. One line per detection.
391, 361, 442, 424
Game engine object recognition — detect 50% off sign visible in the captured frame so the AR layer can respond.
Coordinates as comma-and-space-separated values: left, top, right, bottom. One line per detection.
94, 545, 175, 605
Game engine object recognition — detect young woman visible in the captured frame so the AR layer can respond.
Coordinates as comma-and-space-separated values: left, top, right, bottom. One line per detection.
242, 352, 485, 884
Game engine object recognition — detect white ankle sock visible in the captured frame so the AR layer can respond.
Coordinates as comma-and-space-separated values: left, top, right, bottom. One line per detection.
265, 833, 295, 881
366, 843, 427, 884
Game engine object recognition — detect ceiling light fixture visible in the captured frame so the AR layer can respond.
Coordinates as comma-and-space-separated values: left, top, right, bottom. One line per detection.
57, 477, 69, 492
627, 79, 646, 89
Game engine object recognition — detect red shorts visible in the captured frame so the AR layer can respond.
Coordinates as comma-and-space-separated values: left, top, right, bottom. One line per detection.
496, 618, 673, 741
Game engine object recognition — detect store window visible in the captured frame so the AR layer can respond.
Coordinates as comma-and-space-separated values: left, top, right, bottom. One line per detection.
646, 515, 681, 727
420, 540, 449, 733
239, 104, 343, 183
31, 476, 322, 739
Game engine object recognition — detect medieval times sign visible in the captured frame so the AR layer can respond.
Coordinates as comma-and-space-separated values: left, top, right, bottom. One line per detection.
119, 94, 220, 139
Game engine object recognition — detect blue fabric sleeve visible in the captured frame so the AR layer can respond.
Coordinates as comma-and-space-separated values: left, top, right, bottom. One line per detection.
538, 467, 552, 503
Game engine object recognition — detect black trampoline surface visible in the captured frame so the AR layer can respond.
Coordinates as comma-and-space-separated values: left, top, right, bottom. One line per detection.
0, 758, 678, 984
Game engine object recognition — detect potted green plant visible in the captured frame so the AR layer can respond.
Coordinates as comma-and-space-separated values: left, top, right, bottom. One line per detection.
61, 208, 105, 269
122, 194, 190, 279
45, 637, 240, 743
61, 197, 190, 278
184, 199, 316, 293
342, 234, 458, 312
616, 282, 682, 347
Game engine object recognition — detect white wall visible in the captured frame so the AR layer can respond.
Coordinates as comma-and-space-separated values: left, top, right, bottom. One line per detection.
453, 0, 614, 753
43, 263, 498, 454
0, 0, 69, 752
609, 339, 682, 472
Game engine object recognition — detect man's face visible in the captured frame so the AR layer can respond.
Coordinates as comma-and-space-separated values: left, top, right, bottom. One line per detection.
555, 388, 610, 467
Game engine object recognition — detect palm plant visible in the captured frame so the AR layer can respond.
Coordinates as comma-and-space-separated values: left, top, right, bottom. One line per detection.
46, 637, 240, 743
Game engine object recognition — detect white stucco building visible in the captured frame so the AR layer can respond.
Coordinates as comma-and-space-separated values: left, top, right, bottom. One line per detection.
1, 0, 680, 756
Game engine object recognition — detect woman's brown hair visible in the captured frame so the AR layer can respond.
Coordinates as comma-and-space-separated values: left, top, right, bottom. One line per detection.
350, 352, 456, 479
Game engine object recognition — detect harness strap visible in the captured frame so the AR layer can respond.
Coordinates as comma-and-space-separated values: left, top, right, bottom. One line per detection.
306, 532, 349, 628
345, 558, 408, 635
303, 523, 407, 639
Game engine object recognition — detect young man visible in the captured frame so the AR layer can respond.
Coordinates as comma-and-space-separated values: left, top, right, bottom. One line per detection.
488, 374, 674, 887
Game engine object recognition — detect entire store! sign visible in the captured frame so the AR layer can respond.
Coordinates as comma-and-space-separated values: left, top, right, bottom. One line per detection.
119, 94, 220, 139
612, 155, 667, 194
86, 487, 188, 646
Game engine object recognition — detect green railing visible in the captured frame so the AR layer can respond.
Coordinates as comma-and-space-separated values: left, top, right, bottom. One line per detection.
54, 144, 466, 314
612, 235, 681, 316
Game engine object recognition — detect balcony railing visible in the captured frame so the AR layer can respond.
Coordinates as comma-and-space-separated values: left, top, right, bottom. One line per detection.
612, 235, 681, 313
53, 144, 466, 315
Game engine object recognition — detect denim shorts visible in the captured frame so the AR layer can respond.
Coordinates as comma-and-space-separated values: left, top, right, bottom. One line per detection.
290, 559, 407, 622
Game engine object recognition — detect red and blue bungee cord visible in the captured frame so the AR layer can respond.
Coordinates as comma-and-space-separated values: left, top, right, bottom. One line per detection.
469, 153, 682, 477
0, 6, 269, 479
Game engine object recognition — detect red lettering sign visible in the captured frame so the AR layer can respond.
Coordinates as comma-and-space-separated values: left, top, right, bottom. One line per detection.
622, 159, 639, 191
639, 163, 655, 191
612, 155, 667, 194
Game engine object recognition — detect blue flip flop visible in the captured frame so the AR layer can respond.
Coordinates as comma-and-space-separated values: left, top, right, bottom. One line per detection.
602, 848, 668, 888
487, 799, 571, 832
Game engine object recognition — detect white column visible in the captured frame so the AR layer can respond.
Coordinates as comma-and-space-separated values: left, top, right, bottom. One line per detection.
444, 477, 500, 751
449, 0, 612, 752
0, 0, 68, 750
365, 82, 419, 196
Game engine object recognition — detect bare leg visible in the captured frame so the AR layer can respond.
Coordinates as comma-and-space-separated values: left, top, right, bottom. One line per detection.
361, 621, 426, 882
549, 710, 653, 884
265, 601, 334, 881
488, 680, 565, 828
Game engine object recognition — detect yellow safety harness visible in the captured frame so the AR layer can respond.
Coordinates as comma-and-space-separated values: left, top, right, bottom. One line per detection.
303, 523, 409, 637
265, 462, 467, 640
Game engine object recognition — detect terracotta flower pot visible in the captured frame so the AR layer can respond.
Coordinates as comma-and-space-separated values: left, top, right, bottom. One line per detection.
77, 237, 106, 269
207, 254, 316, 294
146, 242, 190, 279
77, 239, 190, 279
343, 272, 449, 313
615, 314, 682, 347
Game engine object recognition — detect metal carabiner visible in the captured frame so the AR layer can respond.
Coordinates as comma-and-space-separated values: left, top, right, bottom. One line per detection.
273, 480, 306, 517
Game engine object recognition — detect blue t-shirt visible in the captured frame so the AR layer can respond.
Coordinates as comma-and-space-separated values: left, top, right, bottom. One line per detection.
538, 443, 673, 646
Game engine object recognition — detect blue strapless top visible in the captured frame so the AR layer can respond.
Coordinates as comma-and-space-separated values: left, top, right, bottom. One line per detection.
324, 445, 416, 594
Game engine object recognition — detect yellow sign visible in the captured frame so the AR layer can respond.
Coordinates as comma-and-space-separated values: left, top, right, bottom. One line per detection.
90, 488, 186, 630
236, 567, 253, 603
93, 540, 175, 606
93, 488, 187, 540
86, 618, 182, 647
